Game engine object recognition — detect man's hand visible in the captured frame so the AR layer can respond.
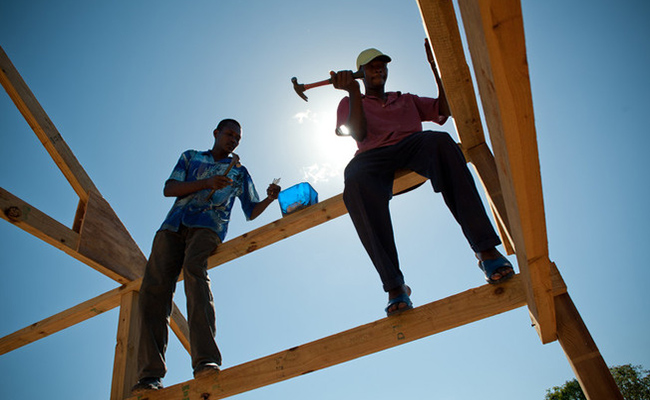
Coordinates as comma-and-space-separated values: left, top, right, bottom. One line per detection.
250, 182, 281, 220
267, 183, 281, 200
206, 175, 233, 191
330, 70, 360, 93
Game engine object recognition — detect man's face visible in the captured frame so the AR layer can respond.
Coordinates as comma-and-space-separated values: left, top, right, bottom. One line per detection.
214, 124, 241, 153
362, 59, 388, 88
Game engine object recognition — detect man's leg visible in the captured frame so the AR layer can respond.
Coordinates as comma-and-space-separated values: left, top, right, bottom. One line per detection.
136, 229, 185, 381
343, 149, 405, 292
182, 228, 222, 374
398, 131, 502, 252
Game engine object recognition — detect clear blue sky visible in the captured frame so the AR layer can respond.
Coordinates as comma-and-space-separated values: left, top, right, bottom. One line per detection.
1, 1, 649, 399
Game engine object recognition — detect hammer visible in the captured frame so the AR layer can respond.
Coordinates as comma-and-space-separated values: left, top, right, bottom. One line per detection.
291, 70, 364, 102
206, 153, 240, 201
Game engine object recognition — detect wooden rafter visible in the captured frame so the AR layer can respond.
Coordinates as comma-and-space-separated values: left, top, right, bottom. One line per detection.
455, 0, 555, 342
123, 271, 567, 400
0, 46, 97, 202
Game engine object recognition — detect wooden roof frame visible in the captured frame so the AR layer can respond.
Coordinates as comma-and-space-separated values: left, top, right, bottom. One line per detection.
0, 1, 622, 399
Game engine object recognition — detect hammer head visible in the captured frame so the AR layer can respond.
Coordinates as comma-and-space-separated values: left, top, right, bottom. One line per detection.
291, 77, 309, 102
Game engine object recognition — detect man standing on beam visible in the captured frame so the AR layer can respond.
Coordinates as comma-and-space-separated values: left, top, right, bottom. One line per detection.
132, 118, 281, 393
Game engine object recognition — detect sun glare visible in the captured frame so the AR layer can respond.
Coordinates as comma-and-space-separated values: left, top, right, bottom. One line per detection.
292, 107, 357, 183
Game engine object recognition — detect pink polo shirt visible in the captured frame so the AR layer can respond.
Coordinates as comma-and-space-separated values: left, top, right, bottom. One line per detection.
336, 92, 448, 155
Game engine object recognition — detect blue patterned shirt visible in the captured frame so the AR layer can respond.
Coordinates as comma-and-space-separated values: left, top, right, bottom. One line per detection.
159, 150, 260, 242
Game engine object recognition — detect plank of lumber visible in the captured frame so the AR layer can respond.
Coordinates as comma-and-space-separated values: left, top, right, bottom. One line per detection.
111, 291, 141, 400
415, 0, 486, 150
555, 292, 623, 399
207, 169, 426, 269
124, 272, 566, 400
0, 281, 133, 355
465, 142, 515, 253
0, 45, 97, 201
415, 0, 513, 252
456, 0, 555, 343
0, 186, 125, 282
170, 303, 191, 353
77, 190, 147, 281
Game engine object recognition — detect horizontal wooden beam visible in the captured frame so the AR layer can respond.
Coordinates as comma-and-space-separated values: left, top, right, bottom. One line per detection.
0, 186, 126, 282
207, 169, 426, 269
457, 0, 555, 343
124, 271, 566, 400
0, 45, 97, 201
0, 280, 135, 355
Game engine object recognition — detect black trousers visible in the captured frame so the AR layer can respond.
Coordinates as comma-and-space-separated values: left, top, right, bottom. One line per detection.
343, 131, 501, 292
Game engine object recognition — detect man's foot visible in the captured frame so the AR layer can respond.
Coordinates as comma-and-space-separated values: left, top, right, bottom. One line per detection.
385, 284, 413, 316
194, 362, 220, 379
476, 249, 514, 284
131, 377, 163, 394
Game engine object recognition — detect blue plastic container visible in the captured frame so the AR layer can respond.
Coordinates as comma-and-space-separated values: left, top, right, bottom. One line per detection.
278, 182, 318, 216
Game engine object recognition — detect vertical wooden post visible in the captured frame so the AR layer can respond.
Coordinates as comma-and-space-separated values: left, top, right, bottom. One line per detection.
111, 291, 141, 400
555, 293, 623, 399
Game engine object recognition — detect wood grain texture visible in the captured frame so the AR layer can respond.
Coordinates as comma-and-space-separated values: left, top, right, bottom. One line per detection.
456, 0, 555, 342
0, 45, 97, 201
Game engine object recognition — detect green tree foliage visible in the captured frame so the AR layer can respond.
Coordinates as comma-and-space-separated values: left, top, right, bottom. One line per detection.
545, 364, 650, 400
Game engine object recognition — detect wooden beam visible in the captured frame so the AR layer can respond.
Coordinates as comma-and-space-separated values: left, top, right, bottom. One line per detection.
0, 45, 97, 201
464, 142, 515, 253
456, 0, 555, 343
0, 277, 193, 357
415, 0, 513, 252
77, 190, 147, 281
111, 291, 141, 400
555, 292, 623, 399
0, 186, 126, 283
124, 272, 567, 400
415, 0, 486, 150
170, 303, 191, 353
0, 281, 134, 355
207, 169, 426, 269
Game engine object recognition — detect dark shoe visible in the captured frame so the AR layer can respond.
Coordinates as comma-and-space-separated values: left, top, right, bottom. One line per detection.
131, 377, 163, 394
385, 285, 413, 317
478, 256, 515, 284
194, 362, 220, 379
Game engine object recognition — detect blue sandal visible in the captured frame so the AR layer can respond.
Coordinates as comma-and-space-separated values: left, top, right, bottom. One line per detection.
385, 293, 413, 316
478, 256, 514, 284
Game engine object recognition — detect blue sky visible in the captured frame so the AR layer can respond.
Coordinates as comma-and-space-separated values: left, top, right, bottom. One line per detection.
1, 0, 649, 399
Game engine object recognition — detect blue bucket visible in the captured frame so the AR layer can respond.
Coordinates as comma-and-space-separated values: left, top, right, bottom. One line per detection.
278, 182, 318, 216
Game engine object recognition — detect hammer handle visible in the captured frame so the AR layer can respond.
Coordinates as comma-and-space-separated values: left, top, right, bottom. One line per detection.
303, 78, 332, 90
304, 70, 364, 90
206, 155, 239, 200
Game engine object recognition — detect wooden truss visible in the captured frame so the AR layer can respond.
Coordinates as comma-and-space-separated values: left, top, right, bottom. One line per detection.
0, 0, 623, 399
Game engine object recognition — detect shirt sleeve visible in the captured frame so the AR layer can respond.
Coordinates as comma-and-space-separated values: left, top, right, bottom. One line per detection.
167, 150, 195, 183
335, 96, 351, 133
411, 94, 449, 126
237, 167, 261, 221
